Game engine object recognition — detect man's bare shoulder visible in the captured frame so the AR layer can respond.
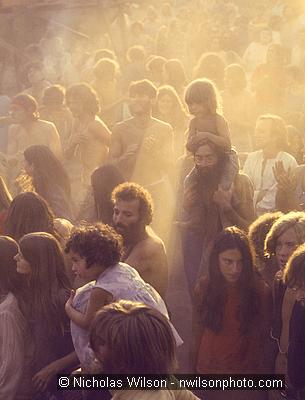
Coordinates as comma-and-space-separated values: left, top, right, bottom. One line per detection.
36, 119, 58, 133
92, 116, 110, 130
112, 117, 135, 132
135, 228, 166, 257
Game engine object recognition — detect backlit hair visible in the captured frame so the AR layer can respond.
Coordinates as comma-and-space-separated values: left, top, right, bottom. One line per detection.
11, 94, 39, 120
65, 223, 122, 268
129, 79, 157, 100
0, 176, 12, 211
111, 182, 153, 225
257, 114, 288, 151
90, 300, 177, 374
185, 78, 222, 114
283, 243, 305, 289
265, 212, 305, 257
248, 212, 282, 261
153, 84, 187, 132
93, 58, 118, 81
19, 232, 70, 332
66, 83, 100, 116
23, 145, 71, 200
224, 63, 247, 91
5, 192, 58, 242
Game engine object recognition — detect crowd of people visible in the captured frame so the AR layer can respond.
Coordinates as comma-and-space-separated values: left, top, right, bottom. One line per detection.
1, 0, 305, 399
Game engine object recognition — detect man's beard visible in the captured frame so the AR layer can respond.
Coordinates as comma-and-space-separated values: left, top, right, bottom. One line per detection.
113, 222, 144, 245
196, 164, 222, 187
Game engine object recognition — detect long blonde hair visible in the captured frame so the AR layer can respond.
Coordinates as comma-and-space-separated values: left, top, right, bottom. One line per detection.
265, 212, 305, 258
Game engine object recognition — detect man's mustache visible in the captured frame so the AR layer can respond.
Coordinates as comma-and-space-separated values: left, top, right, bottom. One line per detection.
114, 223, 126, 231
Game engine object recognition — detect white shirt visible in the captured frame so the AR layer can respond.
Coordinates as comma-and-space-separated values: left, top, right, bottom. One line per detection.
243, 42, 269, 74
71, 263, 182, 371
243, 150, 298, 214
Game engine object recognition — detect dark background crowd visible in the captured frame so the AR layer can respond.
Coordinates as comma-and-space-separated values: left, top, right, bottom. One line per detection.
1, 0, 305, 399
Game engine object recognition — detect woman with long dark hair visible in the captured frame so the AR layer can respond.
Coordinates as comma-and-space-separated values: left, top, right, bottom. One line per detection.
0, 236, 25, 399
14, 232, 77, 399
5, 192, 59, 242
22, 145, 73, 220
192, 227, 272, 399
153, 85, 188, 158
77, 164, 125, 224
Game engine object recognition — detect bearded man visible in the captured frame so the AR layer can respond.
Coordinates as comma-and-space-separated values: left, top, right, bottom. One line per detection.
181, 140, 255, 293
112, 182, 168, 297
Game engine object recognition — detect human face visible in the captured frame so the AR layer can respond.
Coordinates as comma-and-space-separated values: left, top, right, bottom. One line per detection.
66, 97, 84, 118
254, 119, 273, 150
69, 250, 89, 279
128, 94, 152, 116
187, 102, 208, 117
194, 144, 218, 173
113, 199, 141, 237
275, 227, 299, 270
219, 248, 243, 283
157, 94, 173, 117
10, 104, 28, 124
14, 250, 31, 275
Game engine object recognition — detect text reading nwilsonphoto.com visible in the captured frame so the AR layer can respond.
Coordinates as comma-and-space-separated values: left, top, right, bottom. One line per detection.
57, 374, 285, 391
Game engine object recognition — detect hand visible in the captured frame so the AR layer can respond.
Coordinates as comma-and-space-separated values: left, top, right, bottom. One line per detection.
256, 189, 268, 204
32, 361, 60, 392
213, 185, 232, 210
125, 143, 139, 157
142, 135, 156, 153
196, 131, 211, 141
65, 290, 75, 312
272, 161, 295, 190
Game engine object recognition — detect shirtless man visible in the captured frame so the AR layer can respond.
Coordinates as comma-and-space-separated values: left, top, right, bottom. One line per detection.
112, 182, 168, 297
65, 83, 111, 187
109, 79, 174, 239
5, 94, 62, 187
7, 94, 62, 157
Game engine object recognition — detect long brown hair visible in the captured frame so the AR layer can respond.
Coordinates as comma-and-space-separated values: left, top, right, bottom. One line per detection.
0, 235, 21, 296
19, 232, 70, 333
201, 227, 259, 334
153, 85, 187, 129
24, 145, 71, 199
5, 192, 59, 241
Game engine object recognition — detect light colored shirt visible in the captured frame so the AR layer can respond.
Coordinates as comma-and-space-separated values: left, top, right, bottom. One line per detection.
0, 293, 26, 400
243, 150, 297, 214
71, 263, 182, 371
